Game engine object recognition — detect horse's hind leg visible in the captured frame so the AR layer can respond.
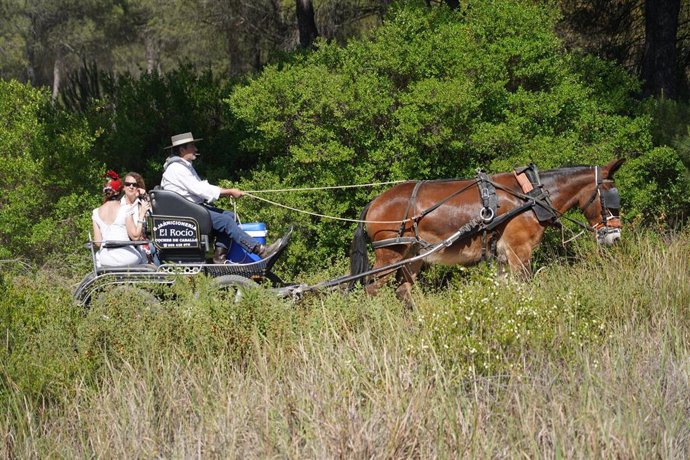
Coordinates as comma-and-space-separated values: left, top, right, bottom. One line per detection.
395, 259, 424, 307
364, 245, 411, 296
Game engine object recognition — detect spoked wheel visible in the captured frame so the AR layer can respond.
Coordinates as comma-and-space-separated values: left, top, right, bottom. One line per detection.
211, 275, 260, 303
91, 284, 161, 308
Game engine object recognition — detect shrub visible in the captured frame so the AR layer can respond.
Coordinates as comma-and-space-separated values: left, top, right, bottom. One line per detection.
227, 1, 659, 274
0, 80, 100, 263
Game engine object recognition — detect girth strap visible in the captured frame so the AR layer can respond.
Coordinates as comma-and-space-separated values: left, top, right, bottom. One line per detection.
397, 180, 426, 238
476, 170, 499, 260
476, 170, 498, 223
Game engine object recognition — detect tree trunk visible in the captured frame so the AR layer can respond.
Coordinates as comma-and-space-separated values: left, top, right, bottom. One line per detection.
296, 0, 318, 49
26, 42, 36, 85
642, 0, 680, 99
25, 14, 37, 85
227, 29, 243, 77
51, 57, 61, 102
144, 33, 160, 74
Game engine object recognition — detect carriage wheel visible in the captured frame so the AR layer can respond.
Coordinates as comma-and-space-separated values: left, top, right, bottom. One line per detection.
91, 285, 161, 309
211, 275, 260, 303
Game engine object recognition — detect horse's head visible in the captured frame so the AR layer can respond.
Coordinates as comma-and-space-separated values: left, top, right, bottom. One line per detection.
578, 158, 625, 245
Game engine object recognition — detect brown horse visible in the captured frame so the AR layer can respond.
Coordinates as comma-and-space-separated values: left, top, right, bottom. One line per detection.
350, 159, 625, 300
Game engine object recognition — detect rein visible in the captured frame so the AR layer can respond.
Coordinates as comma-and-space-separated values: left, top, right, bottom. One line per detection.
244, 192, 413, 224
243, 180, 408, 193
490, 181, 593, 232
244, 179, 479, 225
245, 166, 618, 241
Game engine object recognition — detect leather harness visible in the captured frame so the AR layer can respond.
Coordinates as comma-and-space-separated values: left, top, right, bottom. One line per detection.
371, 165, 555, 260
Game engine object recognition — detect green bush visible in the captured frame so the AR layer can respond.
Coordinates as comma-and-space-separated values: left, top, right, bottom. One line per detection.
75, 65, 245, 185
0, 272, 83, 405
0, 81, 46, 258
0, 80, 100, 263
227, 1, 661, 274
617, 147, 690, 226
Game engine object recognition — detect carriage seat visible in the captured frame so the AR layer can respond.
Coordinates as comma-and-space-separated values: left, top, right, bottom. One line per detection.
149, 189, 213, 235
149, 189, 213, 263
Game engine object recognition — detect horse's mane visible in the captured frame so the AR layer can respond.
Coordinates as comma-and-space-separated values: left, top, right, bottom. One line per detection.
540, 165, 593, 181
407, 165, 593, 183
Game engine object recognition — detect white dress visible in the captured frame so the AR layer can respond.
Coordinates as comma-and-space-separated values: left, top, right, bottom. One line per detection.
92, 204, 144, 268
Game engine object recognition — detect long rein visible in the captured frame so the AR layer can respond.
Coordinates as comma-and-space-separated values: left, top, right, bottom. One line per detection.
242, 179, 481, 225
240, 179, 596, 236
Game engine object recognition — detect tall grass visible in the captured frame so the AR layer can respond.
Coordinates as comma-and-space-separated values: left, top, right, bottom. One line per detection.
2, 230, 689, 457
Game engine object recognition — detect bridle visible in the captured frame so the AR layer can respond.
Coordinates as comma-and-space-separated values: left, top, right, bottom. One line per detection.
582, 166, 622, 244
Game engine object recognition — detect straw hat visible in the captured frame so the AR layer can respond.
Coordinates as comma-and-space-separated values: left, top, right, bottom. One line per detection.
165, 132, 203, 149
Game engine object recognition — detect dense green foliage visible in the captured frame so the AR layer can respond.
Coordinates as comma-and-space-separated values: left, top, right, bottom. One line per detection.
0, 80, 100, 264
229, 1, 688, 270
0, 1, 689, 272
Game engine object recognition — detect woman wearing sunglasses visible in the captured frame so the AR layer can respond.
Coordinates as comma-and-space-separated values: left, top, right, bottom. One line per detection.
121, 171, 157, 264
92, 170, 149, 268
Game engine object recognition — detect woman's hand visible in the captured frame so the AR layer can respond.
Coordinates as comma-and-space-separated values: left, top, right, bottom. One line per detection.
139, 200, 152, 218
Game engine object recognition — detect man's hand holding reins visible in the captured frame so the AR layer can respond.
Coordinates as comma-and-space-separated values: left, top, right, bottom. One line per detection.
221, 188, 244, 199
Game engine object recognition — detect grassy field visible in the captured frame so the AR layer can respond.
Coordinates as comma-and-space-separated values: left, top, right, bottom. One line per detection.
1, 230, 689, 458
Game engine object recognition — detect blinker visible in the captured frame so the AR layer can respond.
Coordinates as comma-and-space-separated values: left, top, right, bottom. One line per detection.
601, 187, 620, 210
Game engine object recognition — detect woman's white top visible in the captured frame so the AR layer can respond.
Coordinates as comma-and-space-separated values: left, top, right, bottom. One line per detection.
92, 201, 144, 268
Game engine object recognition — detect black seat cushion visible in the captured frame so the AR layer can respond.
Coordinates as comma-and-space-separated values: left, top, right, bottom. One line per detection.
149, 189, 213, 235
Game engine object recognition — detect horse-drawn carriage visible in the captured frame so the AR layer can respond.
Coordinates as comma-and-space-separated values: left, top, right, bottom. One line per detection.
74, 159, 625, 306
74, 189, 293, 306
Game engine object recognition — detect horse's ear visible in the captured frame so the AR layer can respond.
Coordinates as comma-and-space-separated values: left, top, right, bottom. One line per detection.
604, 158, 626, 179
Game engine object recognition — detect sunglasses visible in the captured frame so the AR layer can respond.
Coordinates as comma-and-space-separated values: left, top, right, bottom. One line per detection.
124, 182, 138, 187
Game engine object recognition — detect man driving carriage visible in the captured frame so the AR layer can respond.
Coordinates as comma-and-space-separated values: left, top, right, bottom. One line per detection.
161, 132, 284, 264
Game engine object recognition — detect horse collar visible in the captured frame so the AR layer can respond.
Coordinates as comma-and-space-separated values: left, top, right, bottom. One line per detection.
513, 164, 558, 223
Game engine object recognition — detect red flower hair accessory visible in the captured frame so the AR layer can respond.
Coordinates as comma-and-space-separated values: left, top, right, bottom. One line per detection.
103, 169, 123, 194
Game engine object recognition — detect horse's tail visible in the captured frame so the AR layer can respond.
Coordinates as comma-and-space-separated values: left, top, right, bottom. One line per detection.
349, 202, 372, 288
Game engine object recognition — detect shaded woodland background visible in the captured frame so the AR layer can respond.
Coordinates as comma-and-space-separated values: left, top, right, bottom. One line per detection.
2, 0, 689, 98
1, 0, 689, 271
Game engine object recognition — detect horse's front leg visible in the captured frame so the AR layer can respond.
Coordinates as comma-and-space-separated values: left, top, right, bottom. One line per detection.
501, 243, 533, 279
497, 236, 543, 279
496, 218, 545, 280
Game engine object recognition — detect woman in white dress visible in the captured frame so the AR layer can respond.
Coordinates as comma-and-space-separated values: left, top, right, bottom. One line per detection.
121, 171, 153, 262
92, 170, 150, 268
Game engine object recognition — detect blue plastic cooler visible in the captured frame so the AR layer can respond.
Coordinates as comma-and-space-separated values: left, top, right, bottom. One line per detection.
227, 222, 267, 263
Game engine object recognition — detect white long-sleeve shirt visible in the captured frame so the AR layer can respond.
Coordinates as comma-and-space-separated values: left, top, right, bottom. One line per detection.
160, 157, 220, 204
